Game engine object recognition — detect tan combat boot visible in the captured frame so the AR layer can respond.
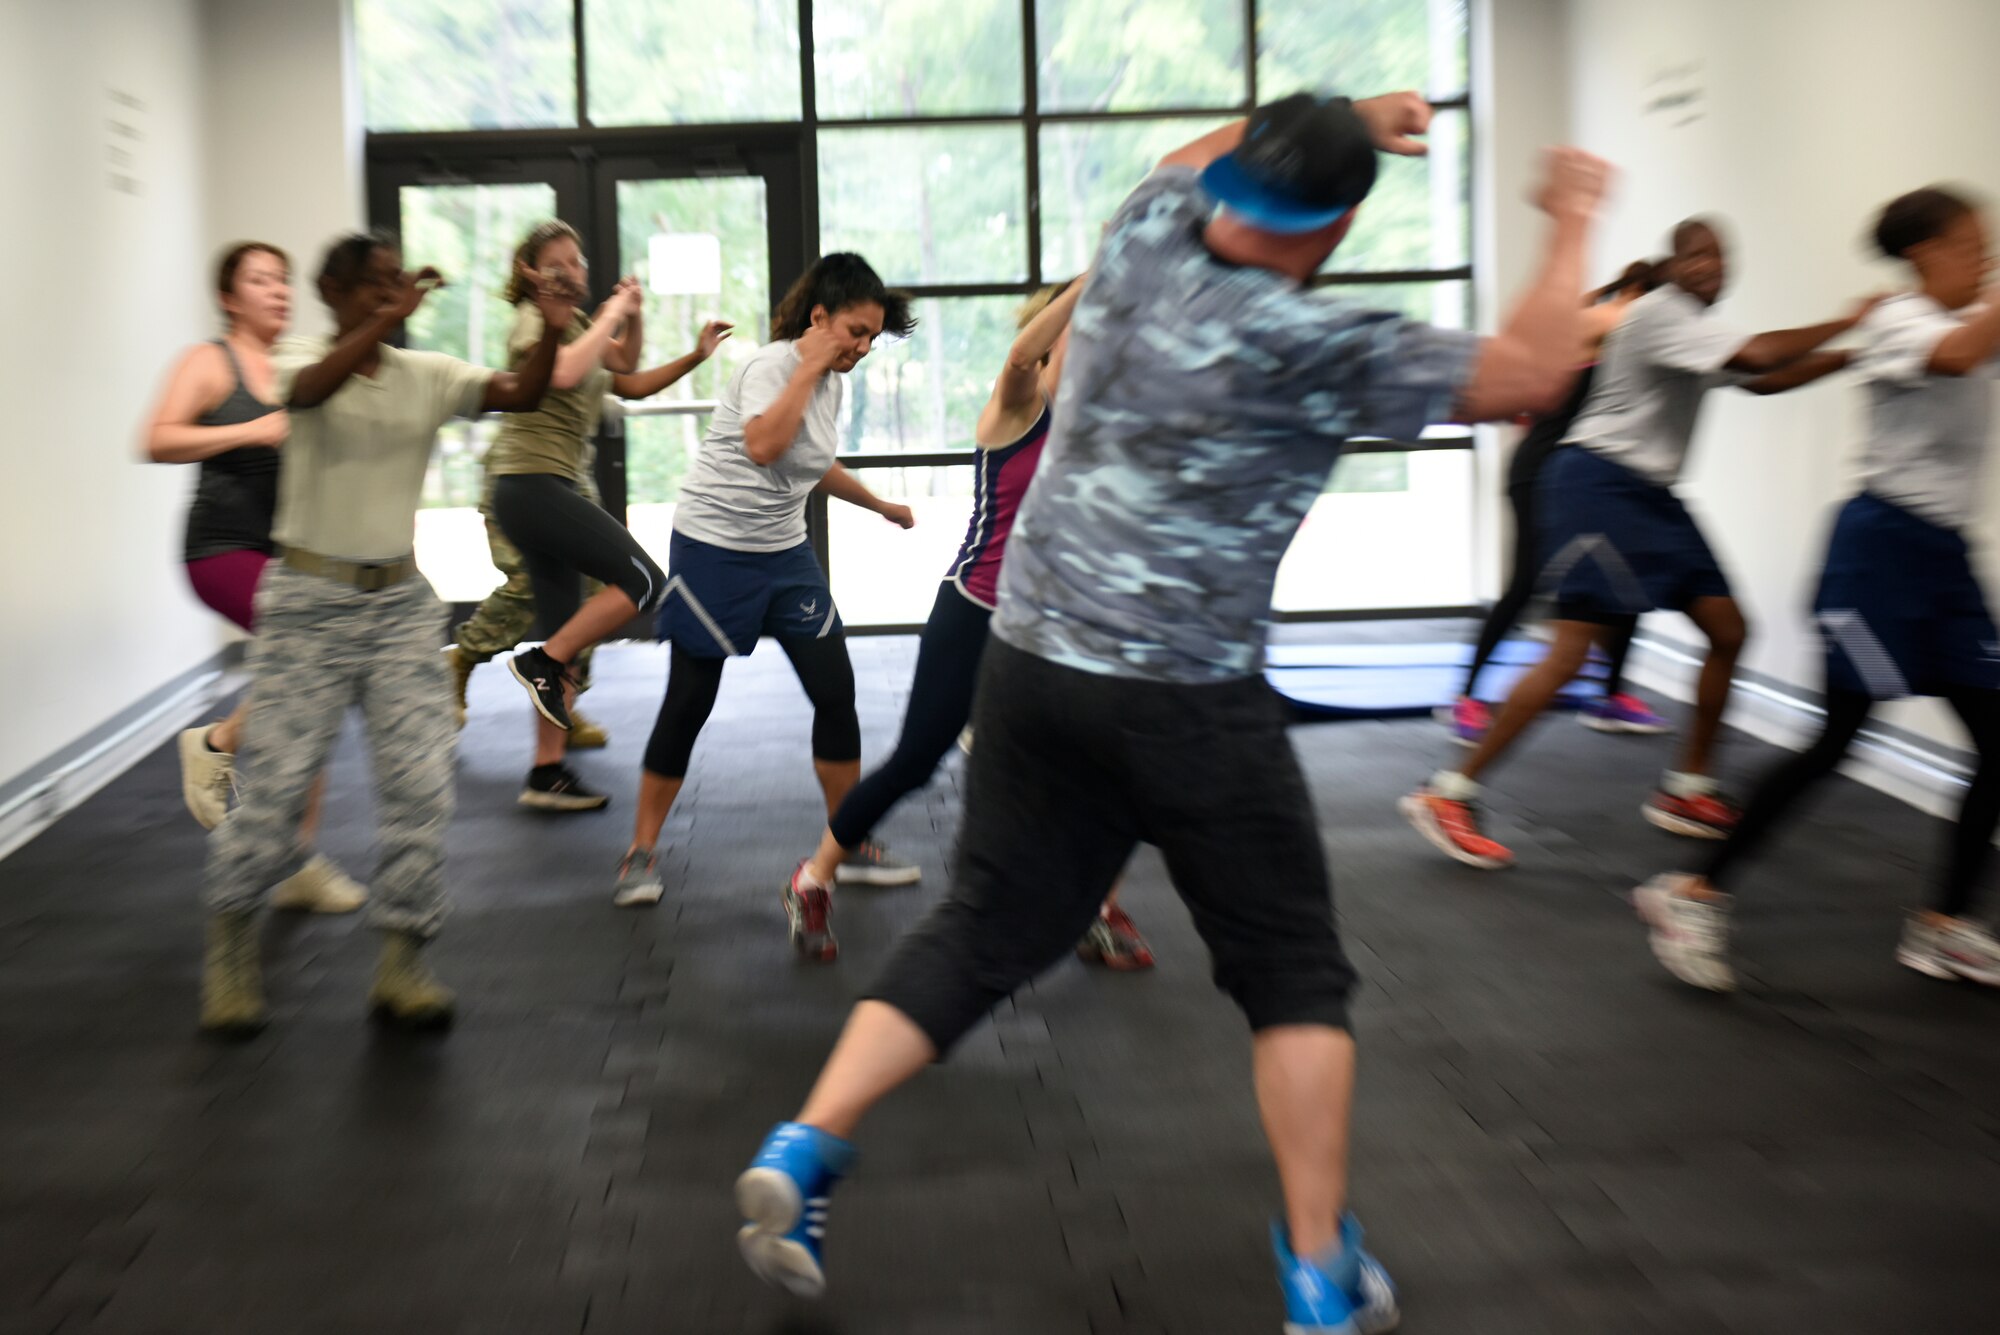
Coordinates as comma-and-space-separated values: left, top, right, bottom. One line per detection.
568, 711, 610, 749
446, 645, 476, 730
368, 933, 456, 1029
200, 912, 268, 1037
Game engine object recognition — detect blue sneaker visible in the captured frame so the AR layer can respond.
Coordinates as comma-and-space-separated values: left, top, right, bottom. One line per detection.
1273, 1215, 1400, 1334
735, 1121, 857, 1298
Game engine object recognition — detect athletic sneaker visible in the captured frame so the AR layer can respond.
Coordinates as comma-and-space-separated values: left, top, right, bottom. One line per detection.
518, 763, 610, 812
1272, 1215, 1400, 1335
1077, 905, 1156, 970
1444, 696, 1490, 747
178, 726, 235, 830
1896, 911, 2000, 987
1582, 692, 1673, 735
834, 839, 921, 887
568, 712, 609, 750
1642, 789, 1739, 839
736, 1121, 858, 1299
507, 645, 574, 731
612, 846, 664, 908
269, 855, 368, 914
1399, 786, 1513, 869
784, 863, 838, 961
1632, 873, 1734, 992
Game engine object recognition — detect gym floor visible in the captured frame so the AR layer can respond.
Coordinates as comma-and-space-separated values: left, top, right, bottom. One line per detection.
4, 631, 1996, 1334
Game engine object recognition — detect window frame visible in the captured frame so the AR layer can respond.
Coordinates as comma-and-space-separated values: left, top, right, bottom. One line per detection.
360, 0, 1481, 627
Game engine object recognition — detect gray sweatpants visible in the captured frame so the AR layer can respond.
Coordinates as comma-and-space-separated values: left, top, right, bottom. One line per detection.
204, 561, 455, 937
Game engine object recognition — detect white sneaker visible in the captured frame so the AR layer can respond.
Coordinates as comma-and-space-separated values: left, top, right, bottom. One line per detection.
1633, 873, 1735, 992
1896, 912, 2000, 987
613, 847, 664, 908
178, 726, 235, 830
270, 855, 367, 914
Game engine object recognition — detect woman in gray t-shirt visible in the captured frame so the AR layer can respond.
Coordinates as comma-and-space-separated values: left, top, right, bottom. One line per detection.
613, 255, 919, 949
1638, 186, 2000, 995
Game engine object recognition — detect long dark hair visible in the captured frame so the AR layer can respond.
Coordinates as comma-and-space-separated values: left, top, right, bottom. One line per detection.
1592, 259, 1660, 304
771, 253, 916, 341
1875, 186, 1979, 259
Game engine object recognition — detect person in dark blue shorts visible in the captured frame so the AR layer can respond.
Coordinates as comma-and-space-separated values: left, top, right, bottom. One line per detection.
1405, 215, 1876, 869
611, 254, 919, 929
1636, 186, 2000, 993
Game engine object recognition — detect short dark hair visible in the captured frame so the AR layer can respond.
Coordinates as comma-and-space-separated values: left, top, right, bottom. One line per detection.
216, 241, 289, 300
1874, 186, 1979, 259
1670, 216, 1720, 254
771, 253, 916, 341
317, 229, 400, 290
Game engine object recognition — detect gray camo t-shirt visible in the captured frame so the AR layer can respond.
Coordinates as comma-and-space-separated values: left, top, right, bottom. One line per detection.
993, 167, 1478, 683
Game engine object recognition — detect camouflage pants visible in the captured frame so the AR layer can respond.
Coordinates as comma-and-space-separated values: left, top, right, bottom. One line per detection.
454, 476, 603, 686
204, 562, 455, 937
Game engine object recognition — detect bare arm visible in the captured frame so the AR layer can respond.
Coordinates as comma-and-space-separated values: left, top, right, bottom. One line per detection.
611, 320, 733, 400
1741, 349, 1853, 396
816, 462, 915, 529
976, 278, 1085, 447
287, 271, 437, 409
745, 330, 841, 466
1727, 313, 1864, 375
1930, 292, 2000, 375
550, 287, 637, 389
145, 345, 288, 461
1453, 149, 1611, 422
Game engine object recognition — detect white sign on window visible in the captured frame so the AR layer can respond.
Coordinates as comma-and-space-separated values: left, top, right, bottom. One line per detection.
648, 233, 722, 296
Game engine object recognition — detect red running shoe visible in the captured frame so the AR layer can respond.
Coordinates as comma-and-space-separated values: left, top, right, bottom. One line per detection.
1642, 789, 1740, 839
783, 863, 838, 962
1399, 787, 1514, 869
1077, 905, 1155, 970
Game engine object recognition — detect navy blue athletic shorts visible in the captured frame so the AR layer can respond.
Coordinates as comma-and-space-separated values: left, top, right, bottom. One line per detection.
1538, 446, 1732, 622
1815, 492, 2000, 700
656, 531, 842, 658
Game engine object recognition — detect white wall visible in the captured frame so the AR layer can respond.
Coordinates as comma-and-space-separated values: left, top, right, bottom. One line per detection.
202, 0, 365, 341
1564, 0, 2000, 752
0, 0, 220, 791
0, 0, 362, 801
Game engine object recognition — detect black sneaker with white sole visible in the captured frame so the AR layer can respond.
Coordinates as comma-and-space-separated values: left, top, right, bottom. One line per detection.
508, 646, 574, 731
519, 763, 610, 812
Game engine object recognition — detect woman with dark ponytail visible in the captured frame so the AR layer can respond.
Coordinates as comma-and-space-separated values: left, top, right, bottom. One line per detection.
613, 253, 919, 951
1637, 186, 2000, 993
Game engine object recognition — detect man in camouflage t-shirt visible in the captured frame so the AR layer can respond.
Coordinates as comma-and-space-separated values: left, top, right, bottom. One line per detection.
734, 94, 1611, 1328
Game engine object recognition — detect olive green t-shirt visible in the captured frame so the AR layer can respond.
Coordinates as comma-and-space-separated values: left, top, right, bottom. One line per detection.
484, 303, 614, 482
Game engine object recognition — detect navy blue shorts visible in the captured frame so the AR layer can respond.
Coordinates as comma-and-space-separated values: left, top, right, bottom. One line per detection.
1537, 447, 1732, 622
1815, 493, 2000, 700
656, 532, 842, 658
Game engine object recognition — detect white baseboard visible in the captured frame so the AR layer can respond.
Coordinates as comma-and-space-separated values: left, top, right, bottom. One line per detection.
0, 654, 242, 865
1620, 637, 1973, 822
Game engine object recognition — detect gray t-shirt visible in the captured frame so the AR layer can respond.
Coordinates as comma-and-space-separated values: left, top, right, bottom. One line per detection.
1854, 292, 2000, 531
1564, 285, 1750, 486
272, 337, 491, 561
992, 167, 1478, 684
673, 338, 842, 552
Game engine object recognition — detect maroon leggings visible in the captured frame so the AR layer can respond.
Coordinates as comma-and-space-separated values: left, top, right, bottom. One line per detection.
185, 549, 269, 633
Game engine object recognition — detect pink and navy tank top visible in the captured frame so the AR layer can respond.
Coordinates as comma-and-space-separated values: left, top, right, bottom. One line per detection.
946, 398, 1053, 610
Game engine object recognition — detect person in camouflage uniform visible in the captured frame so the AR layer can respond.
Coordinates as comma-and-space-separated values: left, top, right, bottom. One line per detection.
730, 94, 1611, 1333
200, 232, 575, 1038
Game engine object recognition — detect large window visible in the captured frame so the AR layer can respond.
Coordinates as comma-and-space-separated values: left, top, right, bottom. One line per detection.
362, 0, 1476, 625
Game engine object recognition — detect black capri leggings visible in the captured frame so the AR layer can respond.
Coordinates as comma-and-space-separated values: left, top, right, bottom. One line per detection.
828, 582, 991, 848
642, 633, 862, 779
490, 473, 666, 635
1704, 685, 2000, 918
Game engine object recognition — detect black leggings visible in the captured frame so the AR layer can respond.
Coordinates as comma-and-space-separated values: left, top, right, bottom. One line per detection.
641, 634, 862, 779
1465, 442, 1636, 699
828, 582, 991, 848
490, 473, 666, 636
1704, 686, 2000, 917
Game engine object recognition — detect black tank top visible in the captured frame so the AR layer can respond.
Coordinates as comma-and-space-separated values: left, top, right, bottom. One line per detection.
1507, 361, 1599, 491
183, 339, 283, 561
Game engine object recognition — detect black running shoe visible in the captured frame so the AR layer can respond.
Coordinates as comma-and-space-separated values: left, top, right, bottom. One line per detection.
508, 646, 574, 731
519, 763, 609, 812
